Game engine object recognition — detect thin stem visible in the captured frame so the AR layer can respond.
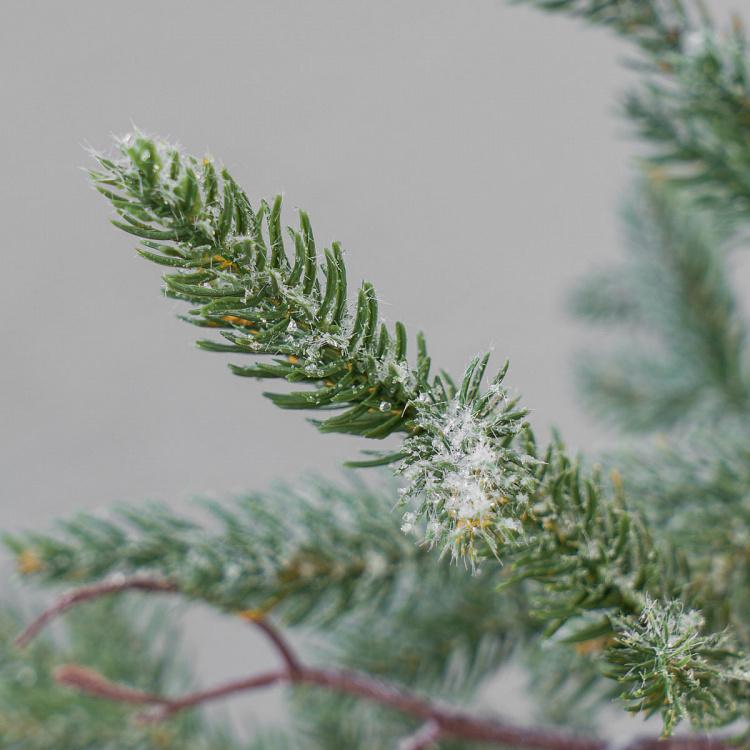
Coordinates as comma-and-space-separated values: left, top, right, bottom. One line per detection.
54, 660, 605, 750
14, 577, 177, 648
15, 576, 300, 672
140, 670, 286, 722
241, 613, 302, 675
398, 720, 442, 750
21, 577, 736, 750
627, 739, 735, 750
54, 660, 738, 750
54, 664, 170, 706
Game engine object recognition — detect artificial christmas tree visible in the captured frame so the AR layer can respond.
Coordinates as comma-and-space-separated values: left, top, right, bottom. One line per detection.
5, 1, 750, 746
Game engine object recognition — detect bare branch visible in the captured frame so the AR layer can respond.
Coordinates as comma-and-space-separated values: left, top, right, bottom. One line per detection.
16, 576, 302, 674
14, 577, 177, 648
54, 664, 169, 706
56, 659, 738, 750
54, 659, 605, 750
239, 611, 302, 675
24, 576, 738, 750
138, 670, 286, 723
626, 738, 736, 750
398, 719, 442, 750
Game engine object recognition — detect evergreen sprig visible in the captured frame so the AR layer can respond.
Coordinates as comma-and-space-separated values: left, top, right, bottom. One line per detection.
89, 134, 533, 559
607, 598, 750, 735
7, 478, 531, 745
8, 0, 750, 741
6, 476, 527, 700
92, 135, 424, 448
9, 466, 747, 734
571, 179, 748, 432
37, 129, 737, 734
7, 478, 421, 624
521, 0, 750, 220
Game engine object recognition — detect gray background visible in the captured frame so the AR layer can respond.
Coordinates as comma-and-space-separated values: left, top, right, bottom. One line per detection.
0, 0, 739, 740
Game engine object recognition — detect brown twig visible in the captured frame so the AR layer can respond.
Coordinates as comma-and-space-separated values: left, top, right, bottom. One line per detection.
54, 664, 170, 706
138, 670, 286, 722
52, 660, 606, 750
398, 719, 443, 750
54, 661, 738, 750
626, 739, 737, 750
14, 576, 177, 648
17, 576, 739, 750
241, 613, 302, 674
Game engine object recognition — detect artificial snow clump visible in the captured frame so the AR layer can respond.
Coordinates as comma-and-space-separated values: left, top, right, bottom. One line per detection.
397, 358, 537, 562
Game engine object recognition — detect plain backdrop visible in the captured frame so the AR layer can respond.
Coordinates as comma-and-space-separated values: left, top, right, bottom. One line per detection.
0, 0, 740, 741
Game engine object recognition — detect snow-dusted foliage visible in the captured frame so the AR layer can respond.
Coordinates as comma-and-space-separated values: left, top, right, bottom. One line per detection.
92, 134, 538, 566
608, 597, 750, 735
81, 121, 750, 739
398, 357, 537, 561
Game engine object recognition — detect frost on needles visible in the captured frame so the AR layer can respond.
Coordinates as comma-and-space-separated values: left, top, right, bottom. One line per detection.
7, 0, 750, 745
89, 133, 537, 562
50, 130, 745, 738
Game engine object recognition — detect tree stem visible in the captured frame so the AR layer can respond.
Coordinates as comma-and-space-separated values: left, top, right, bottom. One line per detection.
17, 576, 736, 750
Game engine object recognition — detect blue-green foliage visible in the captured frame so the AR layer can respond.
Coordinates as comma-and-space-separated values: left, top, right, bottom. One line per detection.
7, 0, 750, 745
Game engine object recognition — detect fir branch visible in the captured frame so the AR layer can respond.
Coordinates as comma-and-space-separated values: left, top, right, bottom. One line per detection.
9, 469, 749, 735
508, 442, 750, 731
34, 128, 745, 732
567, 173, 750, 661
584, 424, 750, 663
7, 477, 527, 699
7, 478, 439, 623
11, 575, 599, 749
571, 179, 749, 432
11, 0, 750, 741
16, 0, 750, 738
89, 133, 534, 559
518, 1, 750, 218
606, 598, 750, 737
